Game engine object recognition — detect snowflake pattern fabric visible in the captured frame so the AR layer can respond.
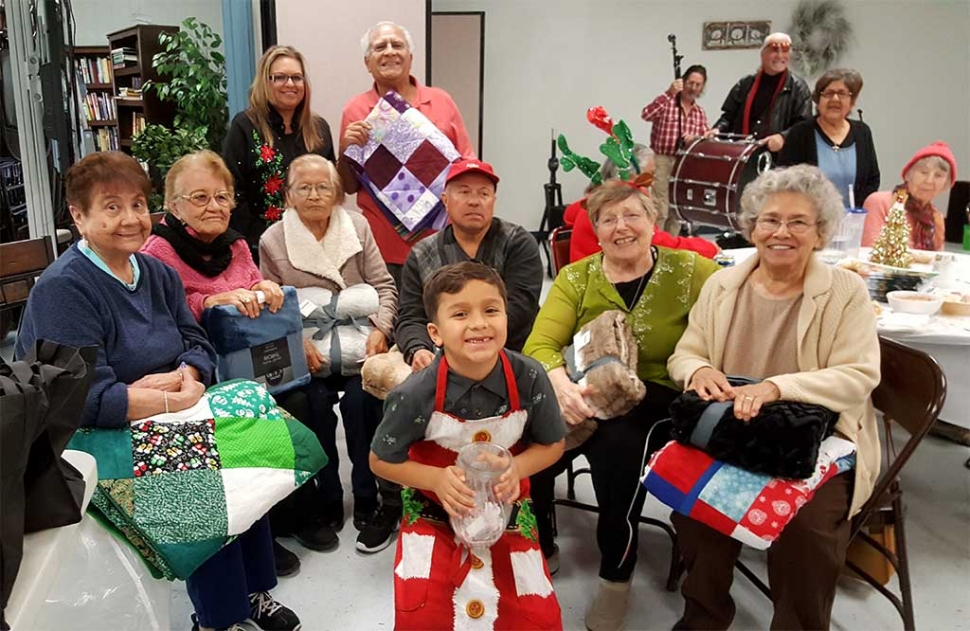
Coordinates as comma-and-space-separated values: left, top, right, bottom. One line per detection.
642, 436, 856, 549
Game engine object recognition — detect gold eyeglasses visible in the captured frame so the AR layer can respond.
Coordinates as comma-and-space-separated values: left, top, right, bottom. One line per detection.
180, 191, 234, 208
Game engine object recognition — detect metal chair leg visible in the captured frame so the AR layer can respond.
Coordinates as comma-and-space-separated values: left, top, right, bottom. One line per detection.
893, 494, 916, 631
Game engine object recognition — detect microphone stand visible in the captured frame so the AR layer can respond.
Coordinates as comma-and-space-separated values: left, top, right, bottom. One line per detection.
535, 129, 565, 278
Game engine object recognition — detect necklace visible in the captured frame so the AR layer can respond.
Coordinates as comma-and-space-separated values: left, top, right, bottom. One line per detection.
607, 247, 657, 306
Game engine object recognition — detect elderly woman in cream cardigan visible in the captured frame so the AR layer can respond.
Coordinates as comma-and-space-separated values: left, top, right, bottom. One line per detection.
666, 165, 881, 631
259, 154, 397, 548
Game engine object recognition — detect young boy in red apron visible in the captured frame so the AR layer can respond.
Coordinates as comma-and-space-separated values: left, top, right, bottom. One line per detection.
370, 261, 566, 630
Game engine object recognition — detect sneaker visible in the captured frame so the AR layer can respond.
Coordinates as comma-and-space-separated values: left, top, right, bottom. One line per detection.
190, 613, 247, 631
545, 543, 560, 576
248, 591, 302, 631
584, 578, 631, 631
355, 503, 400, 553
321, 500, 345, 532
353, 497, 379, 531
292, 520, 339, 552
273, 540, 300, 577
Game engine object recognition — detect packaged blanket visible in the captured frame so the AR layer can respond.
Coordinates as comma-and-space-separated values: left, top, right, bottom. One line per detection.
67, 379, 327, 579
297, 285, 378, 377
202, 286, 310, 395
567, 310, 645, 420
342, 90, 460, 242
669, 381, 840, 479
361, 348, 412, 400
641, 436, 856, 549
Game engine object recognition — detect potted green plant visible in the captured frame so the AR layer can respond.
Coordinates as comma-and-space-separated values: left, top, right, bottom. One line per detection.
131, 17, 229, 206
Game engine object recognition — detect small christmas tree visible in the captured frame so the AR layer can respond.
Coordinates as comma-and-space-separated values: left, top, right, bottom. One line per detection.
869, 190, 913, 268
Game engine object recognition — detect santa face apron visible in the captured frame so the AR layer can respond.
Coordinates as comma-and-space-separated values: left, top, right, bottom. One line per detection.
392, 351, 562, 631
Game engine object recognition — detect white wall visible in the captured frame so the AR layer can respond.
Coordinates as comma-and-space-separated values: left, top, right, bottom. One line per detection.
432, 0, 970, 227
70, 0, 224, 46
276, 0, 428, 147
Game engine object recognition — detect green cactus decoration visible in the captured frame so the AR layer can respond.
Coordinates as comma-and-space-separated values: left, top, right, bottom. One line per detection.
557, 134, 603, 187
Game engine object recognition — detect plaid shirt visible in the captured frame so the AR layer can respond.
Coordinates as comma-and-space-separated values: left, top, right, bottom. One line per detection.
641, 92, 710, 156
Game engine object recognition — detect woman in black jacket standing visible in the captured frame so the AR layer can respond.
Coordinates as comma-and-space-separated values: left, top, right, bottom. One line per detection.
777, 68, 880, 206
222, 45, 335, 260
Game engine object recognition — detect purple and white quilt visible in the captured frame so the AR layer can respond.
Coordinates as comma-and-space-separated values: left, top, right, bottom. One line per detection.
343, 91, 460, 240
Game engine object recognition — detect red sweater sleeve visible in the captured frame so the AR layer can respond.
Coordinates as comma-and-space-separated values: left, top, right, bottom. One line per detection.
567, 205, 602, 263
651, 230, 719, 258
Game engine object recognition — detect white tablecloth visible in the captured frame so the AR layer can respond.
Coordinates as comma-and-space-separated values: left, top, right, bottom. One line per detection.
723, 248, 970, 427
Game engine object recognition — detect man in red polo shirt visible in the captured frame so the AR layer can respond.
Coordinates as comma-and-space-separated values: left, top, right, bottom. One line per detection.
338, 20, 475, 289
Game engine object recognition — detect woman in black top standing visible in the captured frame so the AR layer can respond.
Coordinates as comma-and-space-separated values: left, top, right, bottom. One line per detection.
223, 45, 335, 259
777, 68, 880, 206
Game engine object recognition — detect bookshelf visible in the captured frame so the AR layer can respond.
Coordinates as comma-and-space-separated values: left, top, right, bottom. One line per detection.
74, 46, 118, 152
106, 25, 178, 154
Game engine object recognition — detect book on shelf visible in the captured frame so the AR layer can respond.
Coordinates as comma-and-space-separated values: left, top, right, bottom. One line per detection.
75, 56, 111, 84
111, 47, 138, 68
92, 127, 119, 152
82, 92, 117, 122
132, 112, 147, 136
118, 87, 142, 99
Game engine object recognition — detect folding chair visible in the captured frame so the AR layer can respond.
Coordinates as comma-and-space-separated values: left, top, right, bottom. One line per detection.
548, 226, 572, 276
731, 335, 947, 630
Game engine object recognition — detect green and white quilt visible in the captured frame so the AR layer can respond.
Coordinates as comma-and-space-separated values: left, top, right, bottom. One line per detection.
67, 379, 326, 580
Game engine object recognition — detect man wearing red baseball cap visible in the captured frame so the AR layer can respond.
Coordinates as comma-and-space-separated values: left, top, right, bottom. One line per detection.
396, 158, 543, 371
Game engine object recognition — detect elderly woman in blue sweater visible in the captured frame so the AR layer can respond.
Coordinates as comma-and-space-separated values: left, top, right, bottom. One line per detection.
14, 152, 300, 631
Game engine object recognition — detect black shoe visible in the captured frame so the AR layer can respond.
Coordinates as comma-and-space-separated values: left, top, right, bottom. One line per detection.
353, 497, 379, 531
355, 503, 400, 553
545, 543, 560, 576
190, 613, 247, 631
248, 592, 302, 631
321, 500, 345, 532
292, 520, 339, 552
273, 540, 300, 577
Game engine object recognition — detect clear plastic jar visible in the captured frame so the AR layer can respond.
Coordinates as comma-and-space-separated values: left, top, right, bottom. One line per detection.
450, 442, 513, 549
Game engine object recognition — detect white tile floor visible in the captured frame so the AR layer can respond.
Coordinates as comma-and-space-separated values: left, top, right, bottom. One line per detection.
166, 420, 969, 631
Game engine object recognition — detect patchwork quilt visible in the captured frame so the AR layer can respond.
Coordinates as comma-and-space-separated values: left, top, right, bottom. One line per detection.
641, 436, 856, 549
342, 90, 460, 241
67, 379, 327, 580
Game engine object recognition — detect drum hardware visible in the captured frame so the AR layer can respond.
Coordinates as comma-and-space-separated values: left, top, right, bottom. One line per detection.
669, 137, 772, 231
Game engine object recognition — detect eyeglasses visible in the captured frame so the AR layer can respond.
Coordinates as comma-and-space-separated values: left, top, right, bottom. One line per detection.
819, 90, 853, 100
268, 73, 305, 85
598, 212, 649, 229
180, 191, 234, 208
755, 217, 817, 234
765, 42, 792, 52
685, 81, 705, 90
291, 183, 335, 198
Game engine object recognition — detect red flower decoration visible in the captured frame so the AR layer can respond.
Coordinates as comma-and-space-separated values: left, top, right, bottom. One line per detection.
264, 206, 283, 222
587, 106, 615, 136
260, 144, 276, 162
264, 175, 284, 195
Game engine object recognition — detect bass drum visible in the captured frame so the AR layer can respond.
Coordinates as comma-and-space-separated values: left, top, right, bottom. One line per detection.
669, 136, 772, 230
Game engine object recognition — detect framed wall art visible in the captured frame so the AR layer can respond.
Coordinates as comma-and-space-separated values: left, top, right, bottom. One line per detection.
702, 21, 771, 50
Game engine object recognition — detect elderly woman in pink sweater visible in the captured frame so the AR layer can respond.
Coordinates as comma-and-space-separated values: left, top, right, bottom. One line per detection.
141, 150, 334, 576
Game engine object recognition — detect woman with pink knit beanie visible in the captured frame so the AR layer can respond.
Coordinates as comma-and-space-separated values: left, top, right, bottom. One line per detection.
861, 141, 958, 251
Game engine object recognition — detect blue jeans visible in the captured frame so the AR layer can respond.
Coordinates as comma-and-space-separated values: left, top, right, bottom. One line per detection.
186, 515, 276, 628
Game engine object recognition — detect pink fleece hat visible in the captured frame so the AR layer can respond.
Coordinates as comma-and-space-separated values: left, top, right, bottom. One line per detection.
902, 141, 958, 186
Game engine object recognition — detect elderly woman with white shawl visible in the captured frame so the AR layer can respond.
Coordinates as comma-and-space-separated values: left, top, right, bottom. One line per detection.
259, 154, 398, 544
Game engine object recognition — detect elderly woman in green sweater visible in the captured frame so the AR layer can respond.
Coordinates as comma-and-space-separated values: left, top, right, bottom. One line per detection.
524, 179, 719, 631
